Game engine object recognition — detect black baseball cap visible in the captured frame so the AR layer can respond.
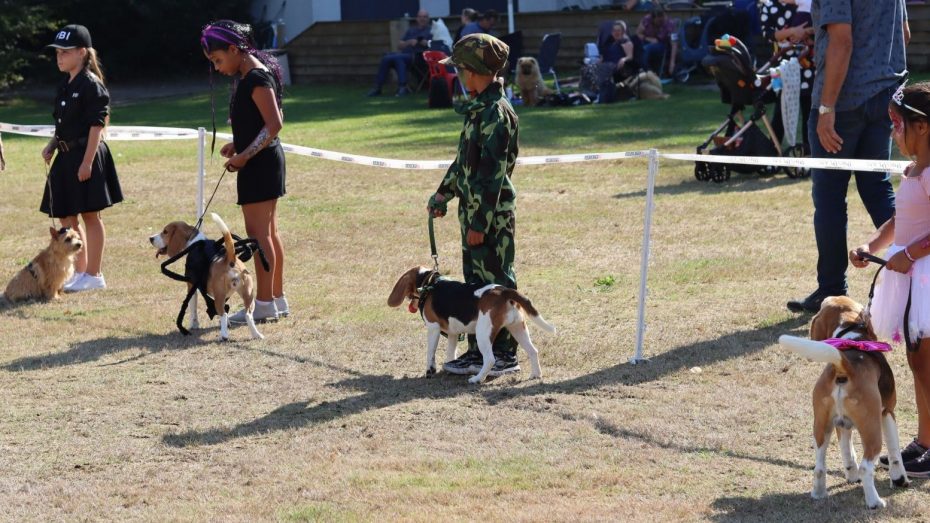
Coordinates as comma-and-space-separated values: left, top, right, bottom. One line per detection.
47, 24, 92, 49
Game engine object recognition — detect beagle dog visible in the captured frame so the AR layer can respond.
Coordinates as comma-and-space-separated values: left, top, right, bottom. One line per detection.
388, 266, 555, 384
149, 213, 266, 341
779, 296, 909, 509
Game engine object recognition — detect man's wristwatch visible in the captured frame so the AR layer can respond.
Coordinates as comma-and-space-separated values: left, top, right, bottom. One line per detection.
818, 104, 834, 115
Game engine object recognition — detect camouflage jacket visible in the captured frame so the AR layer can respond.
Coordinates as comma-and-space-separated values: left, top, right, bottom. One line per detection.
435, 81, 519, 235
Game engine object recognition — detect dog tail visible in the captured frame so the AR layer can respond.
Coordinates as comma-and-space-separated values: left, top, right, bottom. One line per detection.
210, 213, 236, 266
778, 335, 842, 366
501, 289, 556, 334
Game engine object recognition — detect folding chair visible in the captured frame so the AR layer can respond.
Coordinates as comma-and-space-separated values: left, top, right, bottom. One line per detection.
423, 50, 462, 99
500, 31, 524, 79
537, 33, 562, 94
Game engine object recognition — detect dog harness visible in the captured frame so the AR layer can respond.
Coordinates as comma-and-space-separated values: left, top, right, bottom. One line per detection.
823, 338, 892, 353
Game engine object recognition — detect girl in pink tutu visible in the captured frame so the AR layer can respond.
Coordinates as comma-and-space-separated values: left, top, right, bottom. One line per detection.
850, 81, 930, 478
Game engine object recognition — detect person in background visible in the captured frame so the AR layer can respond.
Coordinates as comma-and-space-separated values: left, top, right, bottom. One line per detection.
367, 9, 431, 97
600, 20, 635, 82
760, 0, 815, 154
455, 8, 478, 42
460, 9, 498, 38
637, 6, 677, 78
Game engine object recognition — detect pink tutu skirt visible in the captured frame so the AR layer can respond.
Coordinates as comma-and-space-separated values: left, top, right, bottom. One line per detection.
868, 244, 930, 343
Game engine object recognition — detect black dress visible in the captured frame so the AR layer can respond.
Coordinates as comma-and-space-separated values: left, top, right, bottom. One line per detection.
40, 69, 122, 218
230, 68, 286, 205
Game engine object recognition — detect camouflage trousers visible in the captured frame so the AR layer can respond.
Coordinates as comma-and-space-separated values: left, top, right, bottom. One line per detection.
459, 206, 517, 358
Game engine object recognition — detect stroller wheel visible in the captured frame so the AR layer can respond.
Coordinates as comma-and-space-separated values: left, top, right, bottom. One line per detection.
695, 161, 710, 181
758, 164, 779, 177
710, 163, 730, 183
784, 145, 810, 179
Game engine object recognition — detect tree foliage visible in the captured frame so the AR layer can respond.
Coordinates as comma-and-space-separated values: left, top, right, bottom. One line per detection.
2, 0, 253, 89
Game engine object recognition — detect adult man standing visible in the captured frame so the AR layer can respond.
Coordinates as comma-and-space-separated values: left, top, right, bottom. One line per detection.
368, 10, 432, 97
787, 0, 909, 313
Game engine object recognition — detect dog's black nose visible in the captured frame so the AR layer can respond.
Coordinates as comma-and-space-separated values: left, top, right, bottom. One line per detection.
149, 237, 155, 245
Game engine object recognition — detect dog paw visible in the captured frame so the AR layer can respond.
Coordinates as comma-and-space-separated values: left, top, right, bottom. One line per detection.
867, 497, 887, 510
425, 367, 436, 377
810, 489, 827, 500
467, 375, 484, 385
218, 336, 229, 342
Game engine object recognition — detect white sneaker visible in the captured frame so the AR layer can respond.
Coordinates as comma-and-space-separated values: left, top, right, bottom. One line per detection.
63, 271, 85, 292
229, 300, 278, 325
65, 273, 106, 293
274, 296, 289, 318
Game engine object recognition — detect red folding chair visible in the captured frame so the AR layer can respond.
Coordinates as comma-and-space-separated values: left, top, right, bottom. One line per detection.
423, 50, 460, 99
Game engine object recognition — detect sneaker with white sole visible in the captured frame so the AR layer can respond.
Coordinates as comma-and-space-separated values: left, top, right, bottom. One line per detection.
881, 438, 927, 469
487, 355, 521, 377
443, 351, 483, 375
274, 296, 289, 318
63, 271, 85, 292
65, 273, 106, 293
228, 300, 278, 325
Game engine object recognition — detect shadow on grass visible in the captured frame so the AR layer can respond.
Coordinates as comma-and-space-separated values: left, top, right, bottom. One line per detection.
1, 330, 208, 371
709, 486, 911, 522
162, 314, 810, 448
613, 172, 809, 199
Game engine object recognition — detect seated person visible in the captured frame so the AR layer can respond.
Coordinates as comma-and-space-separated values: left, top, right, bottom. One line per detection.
623, 0, 657, 10
454, 8, 478, 42
637, 7, 678, 77
367, 10, 432, 96
599, 20, 636, 82
460, 9, 498, 37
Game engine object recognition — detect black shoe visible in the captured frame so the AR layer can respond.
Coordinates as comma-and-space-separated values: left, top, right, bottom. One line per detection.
488, 355, 521, 377
787, 289, 843, 313
396, 86, 410, 97
904, 448, 930, 478
443, 351, 483, 375
366, 88, 382, 97
881, 438, 927, 468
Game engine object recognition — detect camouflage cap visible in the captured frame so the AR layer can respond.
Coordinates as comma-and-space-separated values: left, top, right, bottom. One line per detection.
440, 33, 510, 76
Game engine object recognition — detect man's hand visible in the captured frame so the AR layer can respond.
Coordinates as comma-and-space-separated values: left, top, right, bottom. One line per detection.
849, 246, 871, 268
466, 228, 485, 246
816, 111, 843, 154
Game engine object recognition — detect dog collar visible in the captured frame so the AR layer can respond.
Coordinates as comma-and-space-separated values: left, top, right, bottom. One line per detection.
823, 338, 892, 353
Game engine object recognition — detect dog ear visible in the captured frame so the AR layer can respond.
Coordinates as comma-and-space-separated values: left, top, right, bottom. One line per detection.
388, 268, 418, 307
165, 224, 188, 257
49, 226, 59, 239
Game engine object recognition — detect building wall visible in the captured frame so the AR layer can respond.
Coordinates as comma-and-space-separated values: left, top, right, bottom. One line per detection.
250, 0, 340, 45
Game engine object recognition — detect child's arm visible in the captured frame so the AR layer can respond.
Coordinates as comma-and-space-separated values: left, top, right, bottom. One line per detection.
428, 162, 460, 217
41, 137, 56, 163
466, 112, 514, 237
849, 216, 895, 268
77, 126, 104, 182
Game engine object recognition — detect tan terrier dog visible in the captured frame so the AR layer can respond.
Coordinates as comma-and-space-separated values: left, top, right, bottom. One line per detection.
3, 227, 83, 303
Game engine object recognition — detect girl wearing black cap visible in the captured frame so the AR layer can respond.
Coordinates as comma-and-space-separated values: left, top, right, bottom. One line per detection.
41, 24, 122, 293
200, 20, 288, 323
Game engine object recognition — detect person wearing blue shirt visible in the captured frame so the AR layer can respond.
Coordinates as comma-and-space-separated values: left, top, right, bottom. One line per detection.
787, 0, 910, 313
459, 10, 498, 38
368, 10, 432, 97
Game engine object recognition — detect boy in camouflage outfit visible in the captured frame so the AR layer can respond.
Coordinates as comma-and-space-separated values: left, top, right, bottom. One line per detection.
427, 34, 521, 376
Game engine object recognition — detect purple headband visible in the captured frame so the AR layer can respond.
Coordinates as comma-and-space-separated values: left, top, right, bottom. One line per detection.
201, 25, 249, 51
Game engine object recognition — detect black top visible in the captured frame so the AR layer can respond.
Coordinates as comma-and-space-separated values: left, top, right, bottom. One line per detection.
230, 68, 281, 152
53, 69, 109, 141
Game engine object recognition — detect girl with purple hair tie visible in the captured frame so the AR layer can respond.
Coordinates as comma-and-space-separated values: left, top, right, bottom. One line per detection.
201, 19, 289, 323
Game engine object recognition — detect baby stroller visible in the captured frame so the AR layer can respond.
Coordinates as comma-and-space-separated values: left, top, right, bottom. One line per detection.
694, 35, 809, 182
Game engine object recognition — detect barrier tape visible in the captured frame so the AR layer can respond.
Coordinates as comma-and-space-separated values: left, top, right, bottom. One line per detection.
1, 122, 909, 173
661, 152, 910, 174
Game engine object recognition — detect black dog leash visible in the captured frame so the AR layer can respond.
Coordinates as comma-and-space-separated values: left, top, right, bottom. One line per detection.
192, 167, 229, 233
428, 213, 439, 272
857, 250, 920, 352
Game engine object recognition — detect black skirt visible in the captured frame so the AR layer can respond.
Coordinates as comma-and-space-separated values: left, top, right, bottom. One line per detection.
237, 142, 286, 205
40, 141, 123, 217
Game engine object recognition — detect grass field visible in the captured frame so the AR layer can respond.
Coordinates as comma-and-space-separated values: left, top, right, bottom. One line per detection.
1, 83, 928, 522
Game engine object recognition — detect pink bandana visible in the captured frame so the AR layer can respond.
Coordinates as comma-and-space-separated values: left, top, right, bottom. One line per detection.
823, 338, 892, 353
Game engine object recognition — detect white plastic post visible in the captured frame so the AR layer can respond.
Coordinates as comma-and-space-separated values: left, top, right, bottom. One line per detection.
189, 127, 206, 329
507, 0, 515, 34
631, 149, 658, 364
